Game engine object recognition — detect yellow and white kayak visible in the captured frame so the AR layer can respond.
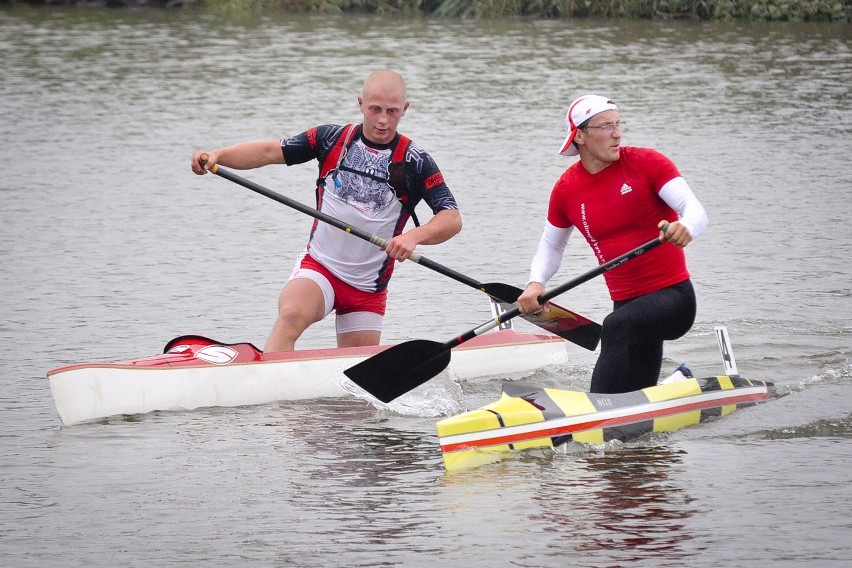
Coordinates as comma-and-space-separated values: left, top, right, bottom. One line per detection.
436, 326, 771, 471
437, 374, 770, 471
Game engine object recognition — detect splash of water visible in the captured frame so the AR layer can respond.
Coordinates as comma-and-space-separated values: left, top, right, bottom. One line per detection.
336, 374, 464, 417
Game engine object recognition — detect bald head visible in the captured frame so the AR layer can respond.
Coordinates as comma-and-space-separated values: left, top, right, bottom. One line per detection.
358, 70, 409, 144
362, 69, 407, 101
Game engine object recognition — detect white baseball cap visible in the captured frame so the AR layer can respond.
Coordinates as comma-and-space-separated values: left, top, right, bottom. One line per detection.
558, 95, 619, 156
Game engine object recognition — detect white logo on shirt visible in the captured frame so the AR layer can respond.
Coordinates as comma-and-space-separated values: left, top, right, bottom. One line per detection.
336, 141, 394, 212
620, 183, 633, 195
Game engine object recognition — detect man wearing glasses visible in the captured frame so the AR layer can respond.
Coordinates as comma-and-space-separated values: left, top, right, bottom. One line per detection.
517, 95, 708, 394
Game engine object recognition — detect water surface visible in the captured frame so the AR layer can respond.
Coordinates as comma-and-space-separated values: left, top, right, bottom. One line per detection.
1, 7, 850, 567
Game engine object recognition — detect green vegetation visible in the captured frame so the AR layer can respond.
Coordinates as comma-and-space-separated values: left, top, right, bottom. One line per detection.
190, 0, 849, 21
9, 0, 849, 21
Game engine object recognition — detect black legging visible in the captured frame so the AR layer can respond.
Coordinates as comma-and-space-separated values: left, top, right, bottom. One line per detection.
589, 279, 696, 394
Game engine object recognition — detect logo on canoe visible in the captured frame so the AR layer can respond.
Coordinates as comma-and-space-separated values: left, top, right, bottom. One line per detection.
195, 345, 239, 365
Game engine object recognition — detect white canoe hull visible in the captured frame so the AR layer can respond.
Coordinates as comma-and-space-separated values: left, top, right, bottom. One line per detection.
47, 330, 570, 426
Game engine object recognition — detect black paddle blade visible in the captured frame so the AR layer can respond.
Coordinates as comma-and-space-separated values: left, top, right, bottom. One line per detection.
479, 282, 523, 303
343, 340, 452, 403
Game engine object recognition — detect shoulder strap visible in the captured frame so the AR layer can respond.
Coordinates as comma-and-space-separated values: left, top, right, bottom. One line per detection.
318, 124, 358, 183
388, 135, 420, 227
391, 134, 410, 164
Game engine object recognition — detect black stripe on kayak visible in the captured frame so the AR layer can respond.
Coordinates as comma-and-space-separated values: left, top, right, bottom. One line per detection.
503, 383, 574, 447
701, 406, 723, 421
602, 420, 656, 442
486, 409, 513, 450
732, 376, 759, 388
502, 383, 568, 421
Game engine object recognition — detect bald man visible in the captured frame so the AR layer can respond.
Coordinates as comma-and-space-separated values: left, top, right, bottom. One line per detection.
192, 70, 462, 352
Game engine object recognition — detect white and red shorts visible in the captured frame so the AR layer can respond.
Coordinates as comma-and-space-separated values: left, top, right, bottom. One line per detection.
289, 253, 388, 334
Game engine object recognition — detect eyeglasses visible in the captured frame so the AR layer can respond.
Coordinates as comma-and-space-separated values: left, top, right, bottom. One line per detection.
582, 121, 627, 133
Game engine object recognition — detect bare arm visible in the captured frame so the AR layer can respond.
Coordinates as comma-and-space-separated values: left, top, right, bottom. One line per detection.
191, 140, 284, 175
384, 209, 462, 261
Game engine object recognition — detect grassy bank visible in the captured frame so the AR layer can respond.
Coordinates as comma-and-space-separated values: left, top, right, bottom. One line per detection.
8, 0, 850, 21
190, 0, 848, 21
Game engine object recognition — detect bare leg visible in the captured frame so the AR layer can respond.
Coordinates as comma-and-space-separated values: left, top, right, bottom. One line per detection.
264, 279, 327, 352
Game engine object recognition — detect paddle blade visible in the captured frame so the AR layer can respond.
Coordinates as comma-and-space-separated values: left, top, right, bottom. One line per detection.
481, 283, 601, 349
490, 297, 602, 350
343, 340, 452, 403
520, 306, 602, 351
479, 282, 522, 303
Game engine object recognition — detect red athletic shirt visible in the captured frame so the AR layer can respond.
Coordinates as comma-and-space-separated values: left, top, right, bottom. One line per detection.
547, 146, 689, 301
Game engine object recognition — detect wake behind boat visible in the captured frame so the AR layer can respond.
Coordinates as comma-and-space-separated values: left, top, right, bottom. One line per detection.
47, 328, 572, 426
436, 326, 772, 471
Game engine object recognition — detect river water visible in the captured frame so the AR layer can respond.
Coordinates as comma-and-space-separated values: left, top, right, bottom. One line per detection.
1, 5, 850, 567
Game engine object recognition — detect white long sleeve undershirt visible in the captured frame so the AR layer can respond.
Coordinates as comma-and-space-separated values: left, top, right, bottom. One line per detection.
528, 222, 572, 286
658, 176, 708, 239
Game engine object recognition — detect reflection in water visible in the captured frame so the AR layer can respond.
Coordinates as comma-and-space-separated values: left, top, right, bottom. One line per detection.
436, 442, 700, 564
577, 446, 696, 558
527, 444, 700, 564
